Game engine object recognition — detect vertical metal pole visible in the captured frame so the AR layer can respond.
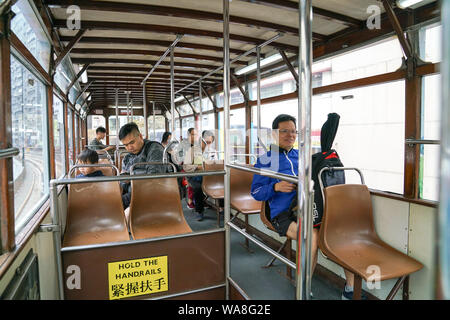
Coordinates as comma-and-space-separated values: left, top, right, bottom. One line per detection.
170, 45, 176, 139
115, 88, 119, 149
199, 80, 203, 136
439, 0, 450, 300
143, 85, 148, 139
223, 0, 231, 300
130, 98, 133, 120
257, 46, 262, 149
126, 91, 130, 122
153, 101, 156, 141
296, 0, 313, 301
50, 181, 64, 299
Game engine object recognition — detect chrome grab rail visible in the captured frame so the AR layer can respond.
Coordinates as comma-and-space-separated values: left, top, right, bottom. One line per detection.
69, 163, 120, 178
226, 163, 298, 184
0, 147, 20, 159
130, 161, 177, 175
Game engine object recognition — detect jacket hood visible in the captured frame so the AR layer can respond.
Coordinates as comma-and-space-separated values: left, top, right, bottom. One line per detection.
320, 113, 340, 152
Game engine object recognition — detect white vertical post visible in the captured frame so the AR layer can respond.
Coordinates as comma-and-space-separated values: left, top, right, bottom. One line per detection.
143, 85, 148, 139
153, 101, 156, 141
439, 0, 450, 300
199, 80, 203, 137
170, 45, 176, 140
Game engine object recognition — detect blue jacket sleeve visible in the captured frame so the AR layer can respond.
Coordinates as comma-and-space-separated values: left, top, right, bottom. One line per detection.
251, 160, 277, 202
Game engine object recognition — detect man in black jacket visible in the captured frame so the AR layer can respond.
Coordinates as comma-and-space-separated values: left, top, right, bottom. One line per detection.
119, 122, 165, 209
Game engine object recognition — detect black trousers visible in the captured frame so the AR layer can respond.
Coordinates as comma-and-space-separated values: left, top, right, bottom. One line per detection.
187, 176, 204, 213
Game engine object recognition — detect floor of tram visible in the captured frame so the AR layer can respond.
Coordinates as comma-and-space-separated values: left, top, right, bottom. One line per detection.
181, 200, 344, 300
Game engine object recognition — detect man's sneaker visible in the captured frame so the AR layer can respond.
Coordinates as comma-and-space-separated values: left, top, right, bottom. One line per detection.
341, 289, 368, 300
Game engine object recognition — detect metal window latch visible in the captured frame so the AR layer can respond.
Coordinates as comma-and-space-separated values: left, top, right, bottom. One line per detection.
38, 224, 60, 233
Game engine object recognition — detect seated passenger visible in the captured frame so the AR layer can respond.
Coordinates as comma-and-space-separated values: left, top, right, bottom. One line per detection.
119, 122, 165, 209
89, 126, 115, 152
251, 114, 319, 273
183, 130, 217, 221
161, 131, 172, 148
76, 148, 104, 178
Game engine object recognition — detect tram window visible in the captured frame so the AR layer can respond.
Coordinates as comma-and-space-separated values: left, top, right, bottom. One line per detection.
194, 96, 214, 112
312, 80, 405, 193
201, 113, 215, 132
74, 116, 79, 156
248, 70, 297, 101
53, 94, 66, 178
87, 115, 106, 144
420, 24, 442, 63
10, 54, 49, 232
216, 87, 245, 107
314, 37, 403, 87
108, 116, 145, 145
147, 115, 166, 141
11, 0, 51, 72
178, 103, 193, 116
67, 108, 74, 166
422, 74, 442, 141
181, 117, 195, 139
420, 144, 440, 201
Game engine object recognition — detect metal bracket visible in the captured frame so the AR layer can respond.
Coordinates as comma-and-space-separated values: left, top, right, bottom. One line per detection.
38, 224, 60, 233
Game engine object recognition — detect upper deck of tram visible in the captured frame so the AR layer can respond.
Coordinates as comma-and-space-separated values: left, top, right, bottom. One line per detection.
40, 0, 440, 119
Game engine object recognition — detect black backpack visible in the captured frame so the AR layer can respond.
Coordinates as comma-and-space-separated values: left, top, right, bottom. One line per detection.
311, 149, 345, 226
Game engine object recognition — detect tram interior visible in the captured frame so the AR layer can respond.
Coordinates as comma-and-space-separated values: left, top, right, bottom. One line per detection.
0, 0, 448, 301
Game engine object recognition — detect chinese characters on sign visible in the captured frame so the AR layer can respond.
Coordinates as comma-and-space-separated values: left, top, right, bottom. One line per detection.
108, 256, 168, 300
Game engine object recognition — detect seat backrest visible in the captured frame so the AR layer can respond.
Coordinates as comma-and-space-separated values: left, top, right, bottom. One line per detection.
320, 184, 377, 250
64, 181, 129, 246
130, 177, 190, 237
260, 201, 276, 232
202, 161, 224, 197
98, 158, 114, 176
230, 166, 261, 213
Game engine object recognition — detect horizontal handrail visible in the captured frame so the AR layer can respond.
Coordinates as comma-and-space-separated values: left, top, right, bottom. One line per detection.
0, 147, 20, 160
51, 170, 226, 186
228, 221, 296, 270
226, 163, 299, 184
405, 139, 440, 145
130, 161, 177, 174
69, 163, 120, 178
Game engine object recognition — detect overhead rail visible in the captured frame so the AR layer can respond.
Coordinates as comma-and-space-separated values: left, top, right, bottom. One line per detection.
175, 33, 284, 95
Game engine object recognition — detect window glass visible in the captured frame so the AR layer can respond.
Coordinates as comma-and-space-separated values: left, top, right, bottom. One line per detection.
74, 115, 79, 156
216, 87, 244, 108
420, 24, 442, 63
422, 74, 441, 140
108, 116, 145, 145
148, 115, 166, 142
53, 94, 65, 178
181, 117, 195, 140
10, 54, 49, 232
420, 144, 440, 201
311, 81, 405, 193
87, 115, 106, 145
312, 37, 403, 87
67, 108, 74, 166
178, 103, 193, 116
249, 71, 296, 100
54, 56, 74, 93
11, 0, 51, 72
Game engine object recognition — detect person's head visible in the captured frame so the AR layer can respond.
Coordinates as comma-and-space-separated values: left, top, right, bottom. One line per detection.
77, 148, 99, 176
119, 122, 144, 154
187, 127, 198, 144
201, 130, 215, 150
272, 114, 297, 150
96, 126, 107, 140
161, 131, 172, 146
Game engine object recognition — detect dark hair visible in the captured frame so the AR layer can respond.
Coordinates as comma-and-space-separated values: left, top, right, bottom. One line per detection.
77, 148, 99, 164
96, 126, 107, 134
119, 122, 140, 140
161, 131, 172, 144
187, 127, 195, 135
202, 130, 215, 142
272, 114, 296, 129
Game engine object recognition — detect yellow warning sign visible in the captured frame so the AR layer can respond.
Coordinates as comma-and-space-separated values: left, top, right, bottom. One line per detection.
107, 256, 168, 300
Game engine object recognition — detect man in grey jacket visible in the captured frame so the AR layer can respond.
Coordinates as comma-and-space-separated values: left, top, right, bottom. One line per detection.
119, 122, 165, 209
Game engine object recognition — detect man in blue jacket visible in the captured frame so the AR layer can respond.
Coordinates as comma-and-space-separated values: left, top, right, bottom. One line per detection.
251, 114, 319, 275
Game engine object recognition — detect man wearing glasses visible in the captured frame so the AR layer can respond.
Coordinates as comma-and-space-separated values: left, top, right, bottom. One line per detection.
251, 114, 319, 276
